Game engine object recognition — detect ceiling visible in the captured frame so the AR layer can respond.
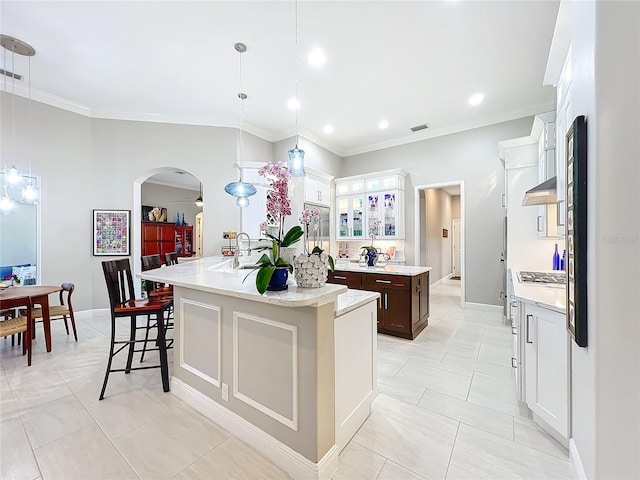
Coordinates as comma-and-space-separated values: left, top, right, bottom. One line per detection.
0, 1, 559, 158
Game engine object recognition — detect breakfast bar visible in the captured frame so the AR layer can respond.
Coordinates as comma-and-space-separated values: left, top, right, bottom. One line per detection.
139, 257, 379, 480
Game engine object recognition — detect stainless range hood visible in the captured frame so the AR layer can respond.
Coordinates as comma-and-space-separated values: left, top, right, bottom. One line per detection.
522, 176, 558, 206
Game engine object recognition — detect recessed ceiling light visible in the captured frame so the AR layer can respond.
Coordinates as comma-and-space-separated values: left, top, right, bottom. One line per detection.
287, 97, 301, 110
378, 120, 389, 130
323, 125, 334, 134
307, 47, 326, 68
468, 93, 484, 106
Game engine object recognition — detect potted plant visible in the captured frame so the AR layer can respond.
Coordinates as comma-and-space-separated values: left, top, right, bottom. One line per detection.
248, 162, 303, 294
294, 207, 335, 288
361, 219, 382, 266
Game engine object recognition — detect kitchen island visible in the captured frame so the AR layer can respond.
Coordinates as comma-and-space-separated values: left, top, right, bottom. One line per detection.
139, 257, 379, 480
328, 263, 431, 339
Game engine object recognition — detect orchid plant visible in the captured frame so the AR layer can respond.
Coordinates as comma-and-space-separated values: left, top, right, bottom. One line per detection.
299, 207, 334, 270
250, 162, 303, 294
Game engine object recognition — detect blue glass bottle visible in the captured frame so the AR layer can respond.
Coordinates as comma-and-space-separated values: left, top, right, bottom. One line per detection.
176, 212, 181, 225
553, 243, 560, 270
561, 249, 566, 271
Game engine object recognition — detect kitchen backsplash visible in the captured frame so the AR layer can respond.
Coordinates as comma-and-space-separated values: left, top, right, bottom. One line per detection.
338, 240, 405, 260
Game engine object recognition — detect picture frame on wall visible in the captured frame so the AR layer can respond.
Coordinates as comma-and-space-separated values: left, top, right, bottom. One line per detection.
565, 116, 588, 347
93, 209, 131, 256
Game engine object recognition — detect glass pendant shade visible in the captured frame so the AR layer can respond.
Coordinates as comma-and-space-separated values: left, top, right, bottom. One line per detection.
21, 180, 38, 203
4, 166, 23, 186
288, 147, 306, 177
224, 181, 257, 208
0, 189, 15, 213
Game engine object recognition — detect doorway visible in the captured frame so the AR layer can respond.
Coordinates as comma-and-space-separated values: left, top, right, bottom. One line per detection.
414, 181, 465, 307
195, 212, 203, 256
452, 218, 462, 279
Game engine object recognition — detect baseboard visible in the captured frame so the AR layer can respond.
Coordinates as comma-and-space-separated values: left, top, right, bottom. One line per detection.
171, 377, 339, 480
432, 273, 453, 287
569, 439, 587, 480
464, 302, 503, 313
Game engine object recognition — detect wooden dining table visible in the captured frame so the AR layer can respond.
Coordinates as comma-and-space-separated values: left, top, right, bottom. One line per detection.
0, 285, 63, 352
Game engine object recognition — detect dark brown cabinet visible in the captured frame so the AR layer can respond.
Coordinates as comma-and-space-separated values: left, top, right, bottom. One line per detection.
142, 222, 194, 258
328, 269, 429, 340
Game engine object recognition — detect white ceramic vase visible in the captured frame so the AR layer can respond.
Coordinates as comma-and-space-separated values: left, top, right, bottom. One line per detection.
294, 253, 329, 288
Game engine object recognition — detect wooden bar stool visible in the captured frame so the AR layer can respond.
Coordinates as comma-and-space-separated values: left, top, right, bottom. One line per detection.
140, 254, 174, 362
164, 252, 178, 266
100, 259, 173, 400
0, 297, 33, 366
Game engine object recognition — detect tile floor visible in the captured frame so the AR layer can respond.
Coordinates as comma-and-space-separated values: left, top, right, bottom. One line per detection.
0, 280, 576, 479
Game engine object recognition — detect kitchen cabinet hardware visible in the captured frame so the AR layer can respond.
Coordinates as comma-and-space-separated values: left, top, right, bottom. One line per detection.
502, 193, 506, 208
512, 357, 517, 368
384, 293, 388, 309
537, 216, 543, 232
333, 275, 347, 280
512, 326, 517, 335
376, 279, 392, 284
526, 314, 533, 344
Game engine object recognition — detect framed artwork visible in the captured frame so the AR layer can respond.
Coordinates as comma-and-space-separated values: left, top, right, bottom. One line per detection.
442, 228, 448, 238
565, 116, 588, 347
93, 209, 131, 256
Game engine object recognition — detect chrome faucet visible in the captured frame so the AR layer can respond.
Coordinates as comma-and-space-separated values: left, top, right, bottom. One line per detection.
233, 232, 251, 268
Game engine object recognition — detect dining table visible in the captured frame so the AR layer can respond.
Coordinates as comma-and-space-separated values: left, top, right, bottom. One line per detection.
0, 285, 63, 352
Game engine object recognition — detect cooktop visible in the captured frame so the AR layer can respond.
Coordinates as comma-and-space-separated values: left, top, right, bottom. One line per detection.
518, 271, 566, 285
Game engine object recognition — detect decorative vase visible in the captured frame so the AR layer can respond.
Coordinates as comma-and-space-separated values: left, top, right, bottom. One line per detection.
176, 212, 181, 225
267, 267, 289, 291
365, 247, 378, 267
294, 253, 328, 288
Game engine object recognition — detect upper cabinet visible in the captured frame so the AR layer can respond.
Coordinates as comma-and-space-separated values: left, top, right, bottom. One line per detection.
555, 49, 572, 239
335, 170, 407, 241
304, 171, 332, 207
533, 113, 559, 238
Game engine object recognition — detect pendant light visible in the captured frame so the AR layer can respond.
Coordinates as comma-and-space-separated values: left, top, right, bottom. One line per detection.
287, 0, 305, 177
224, 42, 257, 207
194, 181, 204, 207
0, 34, 38, 211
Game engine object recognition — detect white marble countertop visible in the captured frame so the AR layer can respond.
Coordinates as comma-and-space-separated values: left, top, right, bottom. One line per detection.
512, 270, 566, 314
337, 257, 406, 264
335, 289, 380, 317
139, 256, 347, 308
333, 262, 431, 276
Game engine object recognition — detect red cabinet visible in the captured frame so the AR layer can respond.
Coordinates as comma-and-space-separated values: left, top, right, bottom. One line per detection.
142, 222, 193, 258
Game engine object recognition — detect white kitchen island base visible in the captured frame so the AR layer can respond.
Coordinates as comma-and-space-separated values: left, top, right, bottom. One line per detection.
139, 258, 378, 480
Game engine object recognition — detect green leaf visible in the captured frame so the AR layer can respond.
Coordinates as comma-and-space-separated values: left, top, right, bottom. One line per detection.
256, 266, 276, 294
281, 226, 303, 247
256, 253, 273, 267
275, 257, 290, 267
271, 239, 279, 262
327, 255, 335, 271
311, 245, 323, 255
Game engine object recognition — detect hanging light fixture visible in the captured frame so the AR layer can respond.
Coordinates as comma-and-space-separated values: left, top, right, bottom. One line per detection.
0, 34, 38, 208
287, 0, 305, 177
194, 181, 204, 207
224, 42, 257, 207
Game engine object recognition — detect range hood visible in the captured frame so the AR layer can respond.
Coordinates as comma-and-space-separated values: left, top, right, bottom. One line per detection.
522, 176, 558, 206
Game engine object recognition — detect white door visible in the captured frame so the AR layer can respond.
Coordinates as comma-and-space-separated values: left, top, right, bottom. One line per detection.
195, 212, 203, 256
452, 219, 461, 277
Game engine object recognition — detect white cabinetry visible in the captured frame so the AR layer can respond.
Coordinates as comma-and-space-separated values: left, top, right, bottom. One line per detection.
523, 303, 569, 439
304, 171, 332, 207
335, 170, 406, 241
555, 49, 572, 239
534, 113, 558, 238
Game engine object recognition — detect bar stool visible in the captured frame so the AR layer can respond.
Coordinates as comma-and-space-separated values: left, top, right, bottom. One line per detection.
100, 258, 173, 400
140, 254, 174, 362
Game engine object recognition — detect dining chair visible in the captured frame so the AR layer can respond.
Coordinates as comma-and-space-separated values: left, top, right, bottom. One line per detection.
0, 298, 33, 366
164, 252, 178, 266
21, 283, 77, 341
100, 258, 173, 400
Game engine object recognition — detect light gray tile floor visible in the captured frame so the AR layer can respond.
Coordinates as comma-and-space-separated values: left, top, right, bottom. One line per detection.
0, 280, 575, 479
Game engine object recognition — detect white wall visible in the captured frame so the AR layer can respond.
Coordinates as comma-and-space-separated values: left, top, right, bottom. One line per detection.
567, 2, 640, 479
141, 182, 202, 227
422, 188, 453, 284
340, 117, 535, 306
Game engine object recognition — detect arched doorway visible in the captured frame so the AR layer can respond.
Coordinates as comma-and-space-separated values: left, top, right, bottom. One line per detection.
133, 167, 203, 296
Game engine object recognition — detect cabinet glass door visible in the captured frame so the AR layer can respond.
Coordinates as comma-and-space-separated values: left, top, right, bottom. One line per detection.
383, 192, 397, 237
337, 197, 349, 238
367, 194, 380, 238
351, 196, 364, 238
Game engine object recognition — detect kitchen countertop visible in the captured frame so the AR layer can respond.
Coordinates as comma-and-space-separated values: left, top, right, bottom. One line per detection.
335, 289, 380, 317
139, 256, 347, 308
512, 270, 566, 314
333, 262, 431, 276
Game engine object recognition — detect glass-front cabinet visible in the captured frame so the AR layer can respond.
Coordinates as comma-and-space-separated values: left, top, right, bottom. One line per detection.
337, 195, 365, 240
366, 190, 404, 239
